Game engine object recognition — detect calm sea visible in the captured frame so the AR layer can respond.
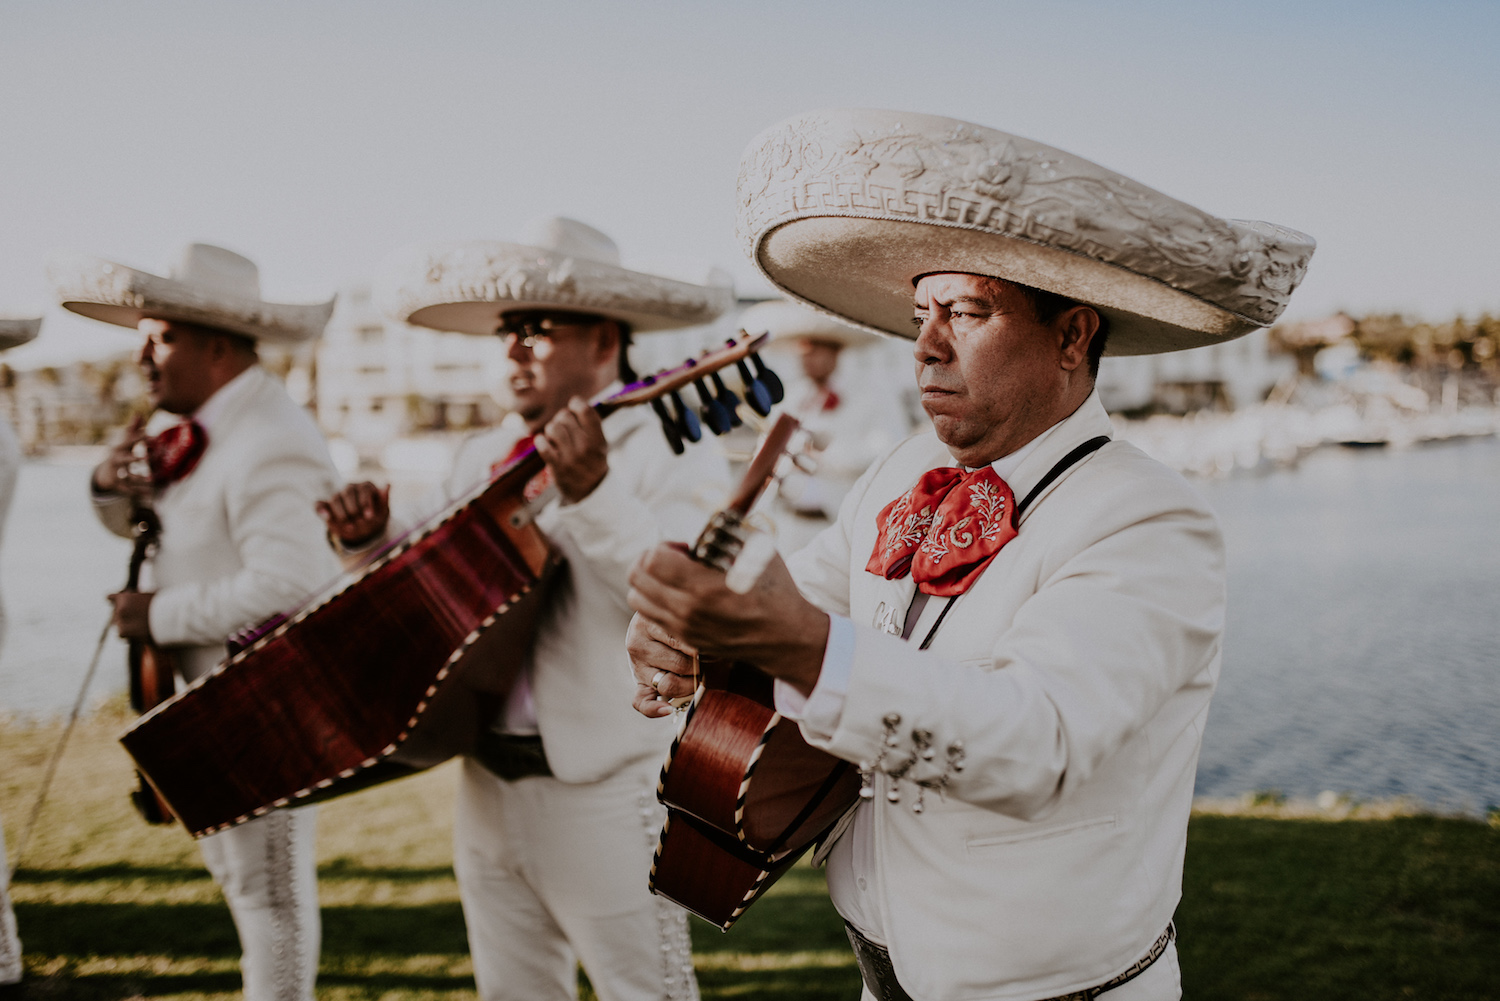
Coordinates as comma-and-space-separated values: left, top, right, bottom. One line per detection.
2, 439, 1496, 809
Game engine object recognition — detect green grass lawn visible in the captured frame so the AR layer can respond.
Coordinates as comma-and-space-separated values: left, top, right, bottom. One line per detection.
4, 706, 1496, 1000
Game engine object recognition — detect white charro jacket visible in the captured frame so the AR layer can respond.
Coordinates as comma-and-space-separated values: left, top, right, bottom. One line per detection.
94, 366, 343, 683
412, 403, 730, 784
787, 392, 1224, 1001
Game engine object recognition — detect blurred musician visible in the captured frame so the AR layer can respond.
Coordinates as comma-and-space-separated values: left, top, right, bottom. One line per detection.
51, 244, 339, 1001
319, 218, 729, 1001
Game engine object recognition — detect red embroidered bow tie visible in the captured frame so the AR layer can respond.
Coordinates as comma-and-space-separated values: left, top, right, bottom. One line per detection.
865, 466, 1018, 597
491, 434, 554, 504
146, 420, 208, 487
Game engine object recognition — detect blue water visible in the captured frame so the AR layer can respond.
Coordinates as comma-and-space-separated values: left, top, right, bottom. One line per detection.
2, 440, 1497, 811
1194, 436, 1500, 812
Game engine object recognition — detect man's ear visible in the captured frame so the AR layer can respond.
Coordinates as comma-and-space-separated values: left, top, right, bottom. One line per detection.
594, 320, 623, 366
1056, 306, 1100, 373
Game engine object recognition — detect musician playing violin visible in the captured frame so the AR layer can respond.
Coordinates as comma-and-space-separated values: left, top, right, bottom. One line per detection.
626, 110, 1316, 1001
54, 242, 342, 1001
320, 218, 730, 1001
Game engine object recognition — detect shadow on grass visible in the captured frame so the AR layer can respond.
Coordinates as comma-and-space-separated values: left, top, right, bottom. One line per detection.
13, 902, 470, 957
12, 861, 459, 884
11, 864, 214, 885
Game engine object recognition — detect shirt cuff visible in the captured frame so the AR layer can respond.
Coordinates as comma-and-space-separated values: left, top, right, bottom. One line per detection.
773, 613, 854, 740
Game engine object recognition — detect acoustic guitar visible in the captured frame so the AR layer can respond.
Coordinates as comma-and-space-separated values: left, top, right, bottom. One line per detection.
121, 333, 779, 837
650, 415, 862, 930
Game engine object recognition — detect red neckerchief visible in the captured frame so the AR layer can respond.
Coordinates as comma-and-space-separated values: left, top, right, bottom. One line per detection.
865, 465, 1018, 597
490, 434, 554, 504
146, 420, 208, 487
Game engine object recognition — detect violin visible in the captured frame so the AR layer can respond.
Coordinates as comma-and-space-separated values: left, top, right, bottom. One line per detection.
124, 504, 177, 825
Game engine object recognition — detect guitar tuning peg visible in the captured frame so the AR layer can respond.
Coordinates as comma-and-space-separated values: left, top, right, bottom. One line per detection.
692, 378, 733, 436
751, 353, 784, 405
734, 358, 773, 417
709, 373, 743, 428
669, 391, 702, 443
650, 398, 685, 455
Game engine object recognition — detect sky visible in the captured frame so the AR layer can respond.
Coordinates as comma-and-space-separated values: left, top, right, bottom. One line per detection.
2, 0, 1497, 366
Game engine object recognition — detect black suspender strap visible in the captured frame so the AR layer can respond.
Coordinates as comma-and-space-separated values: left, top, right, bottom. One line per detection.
1015, 435, 1111, 519
902, 434, 1111, 651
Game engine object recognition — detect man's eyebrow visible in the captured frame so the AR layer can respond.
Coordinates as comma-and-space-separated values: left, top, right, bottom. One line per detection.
911, 296, 996, 310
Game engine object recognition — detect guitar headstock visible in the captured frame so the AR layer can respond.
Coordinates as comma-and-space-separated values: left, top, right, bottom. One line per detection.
691, 413, 799, 592
601, 330, 784, 455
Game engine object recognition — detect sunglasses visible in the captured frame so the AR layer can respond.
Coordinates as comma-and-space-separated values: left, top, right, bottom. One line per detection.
496, 312, 606, 354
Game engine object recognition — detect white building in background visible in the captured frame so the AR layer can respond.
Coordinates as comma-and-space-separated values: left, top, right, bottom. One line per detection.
315, 286, 509, 461
1097, 327, 1295, 414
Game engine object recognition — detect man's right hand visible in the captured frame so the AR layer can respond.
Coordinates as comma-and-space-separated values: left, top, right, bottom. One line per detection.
316, 481, 391, 548
92, 414, 152, 498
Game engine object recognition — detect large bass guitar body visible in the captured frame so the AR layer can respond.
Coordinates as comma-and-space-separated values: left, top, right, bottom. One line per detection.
122, 457, 560, 836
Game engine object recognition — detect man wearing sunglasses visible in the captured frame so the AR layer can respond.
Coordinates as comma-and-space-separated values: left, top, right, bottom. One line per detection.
320, 218, 731, 1001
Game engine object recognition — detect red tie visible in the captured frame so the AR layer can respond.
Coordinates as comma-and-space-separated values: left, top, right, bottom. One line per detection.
146, 420, 208, 487
490, 435, 554, 504
865, 466, 1018, 597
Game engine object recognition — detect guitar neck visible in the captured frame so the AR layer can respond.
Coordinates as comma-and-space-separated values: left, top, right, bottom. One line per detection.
690, 413, 800, 574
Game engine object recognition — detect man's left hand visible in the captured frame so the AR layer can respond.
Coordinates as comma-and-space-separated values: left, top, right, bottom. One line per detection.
535, 397, 609, 503
109, 591, 155, 641
626, 544, 830, 712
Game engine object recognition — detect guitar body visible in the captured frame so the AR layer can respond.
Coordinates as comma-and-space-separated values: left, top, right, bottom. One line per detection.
122, 459, 560, 837
651, 656, 860, 930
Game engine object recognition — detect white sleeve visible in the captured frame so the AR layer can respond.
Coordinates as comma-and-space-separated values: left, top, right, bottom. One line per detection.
149, 446, 342, 646
552, 426, 731, 608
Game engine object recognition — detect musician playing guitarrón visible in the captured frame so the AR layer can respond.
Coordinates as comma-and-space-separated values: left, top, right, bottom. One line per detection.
627, 110, 1316, 1001
52, 244, 340, 1001
320, 217, 730, 1001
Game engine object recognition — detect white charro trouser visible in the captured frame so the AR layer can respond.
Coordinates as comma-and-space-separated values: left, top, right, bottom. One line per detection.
0, 808, 21, 985
197, 806, 320, 1001
453, 756, 698, 1001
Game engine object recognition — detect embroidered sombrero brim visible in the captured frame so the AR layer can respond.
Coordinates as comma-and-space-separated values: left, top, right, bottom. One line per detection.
382, 241, 733, 335
48, 254, 334, 344
0, 317, 41, 352
737, 109, 1316, 356
739, 298, 882, 349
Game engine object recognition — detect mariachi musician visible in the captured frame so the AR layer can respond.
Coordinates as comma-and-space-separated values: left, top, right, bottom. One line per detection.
51, 244, 339, 1001
319, 217, 729, 1001
741, 298, 913, 554
628, 110, 1315, 1001
0, 315, 41, 992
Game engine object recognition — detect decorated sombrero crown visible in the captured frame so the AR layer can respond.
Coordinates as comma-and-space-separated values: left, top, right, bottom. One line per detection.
383, 217, 733, 335
736, 109, 1315, 355
49, 243, 334, 344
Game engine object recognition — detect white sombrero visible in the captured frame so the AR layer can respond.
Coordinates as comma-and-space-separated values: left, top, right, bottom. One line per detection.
740, 297, 881, 349
737, 109, 1316, 356
48, 243, 335, 344
0, 316, 41, 352
383, 217, 733, 335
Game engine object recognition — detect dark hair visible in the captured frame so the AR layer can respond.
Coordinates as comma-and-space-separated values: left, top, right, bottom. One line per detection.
613, 321, 636, 385
1014, 285, 1110, 378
